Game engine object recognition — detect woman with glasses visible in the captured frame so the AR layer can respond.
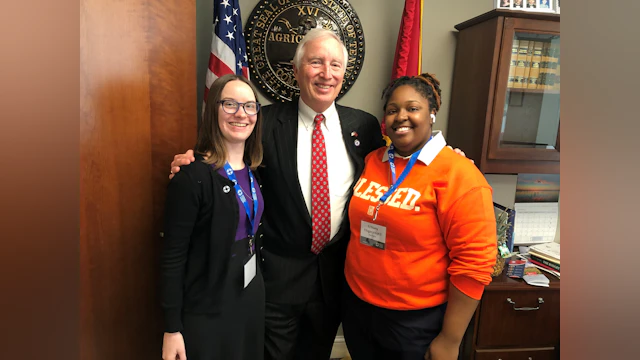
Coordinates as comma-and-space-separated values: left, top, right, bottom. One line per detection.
161, 74, 265, 360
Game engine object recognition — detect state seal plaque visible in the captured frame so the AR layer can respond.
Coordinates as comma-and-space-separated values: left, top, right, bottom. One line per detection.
245, 0, 365, 102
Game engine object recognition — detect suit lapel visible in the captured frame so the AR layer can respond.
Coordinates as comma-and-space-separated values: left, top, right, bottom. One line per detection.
273, 102, 312, 225
337, 105, 364, 177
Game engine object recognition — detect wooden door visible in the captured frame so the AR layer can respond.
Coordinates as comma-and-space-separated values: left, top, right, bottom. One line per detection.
80, 0, 196, 358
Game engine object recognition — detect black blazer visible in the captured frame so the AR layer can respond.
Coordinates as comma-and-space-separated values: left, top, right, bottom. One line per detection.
258, 100, 384, 304
161, 155, 264, 332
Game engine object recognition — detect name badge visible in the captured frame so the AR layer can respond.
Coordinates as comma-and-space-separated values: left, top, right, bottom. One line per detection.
360, 221, 387, 250
244, 254, 256, 288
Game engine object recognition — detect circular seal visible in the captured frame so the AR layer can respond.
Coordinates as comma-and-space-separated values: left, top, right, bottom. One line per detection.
245, 0, 365, 103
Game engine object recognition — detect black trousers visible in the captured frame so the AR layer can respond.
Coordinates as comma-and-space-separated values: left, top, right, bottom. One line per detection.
264, 280, 342, 360
341, 282, 447, 360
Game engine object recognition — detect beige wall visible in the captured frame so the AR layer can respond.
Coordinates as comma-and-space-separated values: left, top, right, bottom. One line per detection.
196, 0, 558, 248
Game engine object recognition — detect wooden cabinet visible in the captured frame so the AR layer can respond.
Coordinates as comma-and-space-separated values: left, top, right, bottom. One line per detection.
447, 10, 560, 174
460, 271, 560, 360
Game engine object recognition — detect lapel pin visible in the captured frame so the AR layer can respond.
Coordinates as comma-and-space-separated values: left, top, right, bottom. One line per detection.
354, 139, 360, 147
351, 131, 358, 137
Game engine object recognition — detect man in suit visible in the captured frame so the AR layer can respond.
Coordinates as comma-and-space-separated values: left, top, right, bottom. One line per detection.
255, 29, 384, 360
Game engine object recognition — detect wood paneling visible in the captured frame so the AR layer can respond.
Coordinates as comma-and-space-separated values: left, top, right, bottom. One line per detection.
80, 0, 196, 358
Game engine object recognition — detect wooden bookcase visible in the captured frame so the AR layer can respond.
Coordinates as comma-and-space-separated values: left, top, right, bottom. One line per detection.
447, 10, 560, 174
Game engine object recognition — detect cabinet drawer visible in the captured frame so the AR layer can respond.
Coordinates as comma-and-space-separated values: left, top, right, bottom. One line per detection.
475, 348, 556, 360
476, 289, 559, 347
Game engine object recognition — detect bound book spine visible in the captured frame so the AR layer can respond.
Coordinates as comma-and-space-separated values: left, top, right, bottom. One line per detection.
508, 39, 519, 88
530, 254, 560, 272
527, 41, 543, 89
523, 40, 534, 88
514, 40, 529, 89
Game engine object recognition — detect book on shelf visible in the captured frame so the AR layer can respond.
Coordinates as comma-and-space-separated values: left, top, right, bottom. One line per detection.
551, 41, 560, 90
523, 40, 534, 88
508, 39, 519, 88
527, 41, 543, 89
514, 39, 529, 88
537, 42, 550, 89
545, 42, 558, 90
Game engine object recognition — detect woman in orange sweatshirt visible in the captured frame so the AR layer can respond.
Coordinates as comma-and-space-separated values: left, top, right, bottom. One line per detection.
342, 73, 497, 360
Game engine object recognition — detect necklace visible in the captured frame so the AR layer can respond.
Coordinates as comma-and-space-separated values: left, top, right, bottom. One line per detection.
239, 184, 253, 200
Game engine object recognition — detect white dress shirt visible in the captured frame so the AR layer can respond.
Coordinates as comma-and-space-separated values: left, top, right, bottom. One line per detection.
297, 99, 354, 240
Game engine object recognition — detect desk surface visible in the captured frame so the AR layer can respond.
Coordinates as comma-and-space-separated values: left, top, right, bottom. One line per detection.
488, 268, 560, 291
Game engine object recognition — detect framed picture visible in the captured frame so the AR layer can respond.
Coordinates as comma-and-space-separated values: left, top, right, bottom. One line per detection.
497, 0, 512, 9
495, 0, 556, 13
539, 0, 553, 9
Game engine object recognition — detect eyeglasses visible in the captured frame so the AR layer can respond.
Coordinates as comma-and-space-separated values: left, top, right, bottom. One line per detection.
217, 99, 261, 115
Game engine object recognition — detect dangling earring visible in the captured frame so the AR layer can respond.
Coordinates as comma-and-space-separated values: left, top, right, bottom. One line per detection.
430, 114, 436, 124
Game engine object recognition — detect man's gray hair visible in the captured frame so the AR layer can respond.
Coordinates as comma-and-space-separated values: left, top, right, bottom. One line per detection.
292, 28, 349, 70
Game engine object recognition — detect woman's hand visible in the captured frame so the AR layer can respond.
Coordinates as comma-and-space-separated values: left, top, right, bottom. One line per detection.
169, 150, 195, 179
424, 333, 460, 360
162, 332, 187, 360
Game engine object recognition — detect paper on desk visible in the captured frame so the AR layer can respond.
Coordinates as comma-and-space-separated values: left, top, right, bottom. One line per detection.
513, 202, 559, 245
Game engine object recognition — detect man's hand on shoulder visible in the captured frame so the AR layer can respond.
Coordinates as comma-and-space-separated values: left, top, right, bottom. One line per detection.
447, 146, 474, 164
169, 149, 196, 180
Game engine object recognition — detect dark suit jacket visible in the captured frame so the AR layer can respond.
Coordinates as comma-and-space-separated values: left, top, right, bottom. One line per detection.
257, 100, 384, 305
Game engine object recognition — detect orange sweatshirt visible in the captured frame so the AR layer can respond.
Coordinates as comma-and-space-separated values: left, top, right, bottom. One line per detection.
344, 132, 497, 310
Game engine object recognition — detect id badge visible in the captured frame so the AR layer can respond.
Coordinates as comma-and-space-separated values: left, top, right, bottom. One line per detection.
244, 254, 256, 288
360, 221, 387, 250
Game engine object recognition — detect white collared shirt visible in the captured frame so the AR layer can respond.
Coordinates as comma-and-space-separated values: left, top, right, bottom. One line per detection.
381, 130, 447, 165
297, 99, 354, 239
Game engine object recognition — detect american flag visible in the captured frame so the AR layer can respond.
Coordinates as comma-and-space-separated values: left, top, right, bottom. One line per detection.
204, 0, 250, 107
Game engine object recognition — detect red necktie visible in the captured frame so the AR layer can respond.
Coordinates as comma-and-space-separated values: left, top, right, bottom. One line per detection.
311, 114, 331, 254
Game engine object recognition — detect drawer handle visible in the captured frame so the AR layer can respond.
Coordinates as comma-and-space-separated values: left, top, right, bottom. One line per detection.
506, 297, 544, 311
